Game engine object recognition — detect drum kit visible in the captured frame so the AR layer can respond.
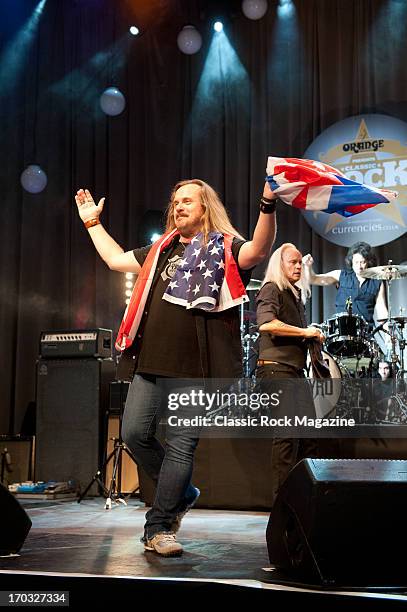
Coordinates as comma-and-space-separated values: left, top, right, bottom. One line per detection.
318, 263, 407, 374
241, 264, 407, 423
312, 263, 407, 423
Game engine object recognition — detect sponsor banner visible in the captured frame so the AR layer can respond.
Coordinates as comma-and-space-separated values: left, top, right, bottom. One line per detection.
303, 114, 407, 246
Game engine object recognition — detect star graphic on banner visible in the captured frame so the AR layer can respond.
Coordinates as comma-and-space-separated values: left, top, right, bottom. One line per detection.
192, 284, 201, 295
168, 280, 178, 290
203, 268, 213, 278
372, 200, 406, 226
210, 245, 221, 255
322, 212, 344, 233
207, 239, 214, 246
191, 236, 199, 244
198, 259, 207, 270
179, 258, 188, 267
193, 248, 201, 258
183, 270, 192, 281
209, 281, 220, 292
215, 260, 225, 270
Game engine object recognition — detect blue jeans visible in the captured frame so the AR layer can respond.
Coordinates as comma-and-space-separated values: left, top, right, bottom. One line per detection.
121, 374, 201, 538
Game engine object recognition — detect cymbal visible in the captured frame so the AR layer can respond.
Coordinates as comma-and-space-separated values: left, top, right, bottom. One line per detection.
246, 278, 262, 291
359, 264, 407, 280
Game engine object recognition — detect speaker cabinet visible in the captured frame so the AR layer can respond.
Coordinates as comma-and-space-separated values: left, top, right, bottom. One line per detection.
35, 358, 115, 494
0, 483, 32, 554
267, 458, 407, 587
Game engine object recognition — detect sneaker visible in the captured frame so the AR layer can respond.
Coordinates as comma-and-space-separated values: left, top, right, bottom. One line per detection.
171, 486, 200, 534
144, 532, 183, 557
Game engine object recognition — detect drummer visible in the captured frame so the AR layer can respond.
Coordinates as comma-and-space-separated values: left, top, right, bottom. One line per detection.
302, 241, 388, 329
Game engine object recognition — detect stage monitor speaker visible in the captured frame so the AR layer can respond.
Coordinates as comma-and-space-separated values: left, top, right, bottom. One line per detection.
35, 358, 115, 494
0, 483, 32, 555
267, 458, 407, 587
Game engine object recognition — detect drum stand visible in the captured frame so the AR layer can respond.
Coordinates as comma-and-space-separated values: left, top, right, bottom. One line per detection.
387, 319, 407, 419
240, 303, 259, 379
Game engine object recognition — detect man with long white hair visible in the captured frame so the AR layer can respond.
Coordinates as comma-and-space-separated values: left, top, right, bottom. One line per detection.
75, 178, 277, 556
256, 243, 324, 507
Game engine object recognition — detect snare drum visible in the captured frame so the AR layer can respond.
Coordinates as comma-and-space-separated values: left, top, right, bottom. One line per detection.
325, 312, 369, 357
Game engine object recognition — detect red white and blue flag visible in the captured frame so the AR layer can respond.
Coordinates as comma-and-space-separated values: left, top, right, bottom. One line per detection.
115, 229, 248, 351
266, 157, 397, 217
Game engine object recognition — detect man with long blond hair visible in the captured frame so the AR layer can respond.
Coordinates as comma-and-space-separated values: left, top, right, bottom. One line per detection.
256, 243, 324, 507
75, 178, 276, 556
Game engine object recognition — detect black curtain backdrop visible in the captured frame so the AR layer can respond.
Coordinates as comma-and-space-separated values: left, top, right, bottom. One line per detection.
0, 0, 406, 433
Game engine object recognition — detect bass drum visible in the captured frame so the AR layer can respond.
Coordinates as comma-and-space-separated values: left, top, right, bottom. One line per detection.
306, 349, 349, 419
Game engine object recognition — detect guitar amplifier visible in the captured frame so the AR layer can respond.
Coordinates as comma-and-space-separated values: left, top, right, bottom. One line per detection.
39, 328, 112, 359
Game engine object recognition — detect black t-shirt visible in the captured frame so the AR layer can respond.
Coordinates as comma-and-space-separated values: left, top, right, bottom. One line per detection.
256, 281, 307, 370
130, 235, 250, 378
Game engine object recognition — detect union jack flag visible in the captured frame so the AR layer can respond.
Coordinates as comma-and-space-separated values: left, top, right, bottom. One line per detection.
266, 157, 397, 217
115, 229, 248, 351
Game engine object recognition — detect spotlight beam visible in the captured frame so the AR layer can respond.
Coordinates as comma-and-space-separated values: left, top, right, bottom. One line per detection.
0, 0, 47, 94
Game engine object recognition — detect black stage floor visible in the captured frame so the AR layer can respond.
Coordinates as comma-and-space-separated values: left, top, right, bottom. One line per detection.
0, 498, 406, 609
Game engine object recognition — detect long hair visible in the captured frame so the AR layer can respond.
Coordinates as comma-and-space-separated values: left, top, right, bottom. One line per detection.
345, 241, 377, 268
165, 179, 244, 243
261, 243, 304, 301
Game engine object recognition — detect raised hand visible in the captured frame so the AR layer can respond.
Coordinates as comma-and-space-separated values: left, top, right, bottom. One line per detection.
75, 188, 105, 223
302, 253, 314, 267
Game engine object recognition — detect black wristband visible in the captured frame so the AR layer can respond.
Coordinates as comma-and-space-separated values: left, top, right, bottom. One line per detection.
260, 198, 276, 214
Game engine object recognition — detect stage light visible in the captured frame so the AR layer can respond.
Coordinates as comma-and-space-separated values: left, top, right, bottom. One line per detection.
177, 25, 202, 55
138, 210, 164, 245
277, 0, 295, 18
214, 21, 224, 32
124, 273, 135, 305
129, 26, 139, 36
99, 87, 126, 116
242, 0, 268, 20
20, 164, 47, 193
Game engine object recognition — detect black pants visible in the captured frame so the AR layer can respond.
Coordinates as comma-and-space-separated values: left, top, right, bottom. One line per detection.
256, 363, 319, 508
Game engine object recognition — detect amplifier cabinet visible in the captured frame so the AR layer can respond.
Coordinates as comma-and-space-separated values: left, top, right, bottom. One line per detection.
35, 358, 116, 494
39, 328, 112, 359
